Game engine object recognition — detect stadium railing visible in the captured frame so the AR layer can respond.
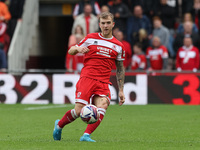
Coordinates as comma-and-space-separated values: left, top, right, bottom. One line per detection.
8, 0, 39, 72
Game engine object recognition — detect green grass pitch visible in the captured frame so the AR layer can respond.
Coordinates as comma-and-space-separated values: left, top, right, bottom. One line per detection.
0, 104, 200, 150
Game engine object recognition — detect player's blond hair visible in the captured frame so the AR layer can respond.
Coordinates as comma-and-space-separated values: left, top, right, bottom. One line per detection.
99, 12, 114, 22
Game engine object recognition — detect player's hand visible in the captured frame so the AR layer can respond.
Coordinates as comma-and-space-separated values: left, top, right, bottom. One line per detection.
118, 91, 125, 106
77, 47, 89, 54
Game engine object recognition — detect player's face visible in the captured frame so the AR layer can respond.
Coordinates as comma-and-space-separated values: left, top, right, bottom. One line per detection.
99, 16, 115, 38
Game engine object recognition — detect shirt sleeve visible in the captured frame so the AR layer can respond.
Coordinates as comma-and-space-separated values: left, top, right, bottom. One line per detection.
94, 2, 101, 15
76, 36, 89, 47
116, 45, 125, 61
162, 46, 169, 58
175, 49, 181, 69
146, 48, 150, 58
139, 55, 147, 69
73, 4, 79, 16
195, 48, 200, 69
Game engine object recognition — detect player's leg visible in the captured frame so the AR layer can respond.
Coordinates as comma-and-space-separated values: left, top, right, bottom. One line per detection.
84, 96, 108, 134
53, 103, 84, 140
80, 96, 109, 142
53, 77, 93, 141
58, 103, 84, 127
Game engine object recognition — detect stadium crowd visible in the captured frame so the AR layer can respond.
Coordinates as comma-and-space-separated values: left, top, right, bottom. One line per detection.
66, 0, 200, 72
0, 0, 24, 71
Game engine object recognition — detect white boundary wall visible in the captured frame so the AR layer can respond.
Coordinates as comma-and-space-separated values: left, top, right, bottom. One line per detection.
8, 0, 39, 71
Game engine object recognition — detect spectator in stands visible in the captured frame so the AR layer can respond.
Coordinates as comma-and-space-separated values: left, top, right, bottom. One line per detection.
108, 0, 131, 34
68, 25, 84, 48
146, 36, 168, 71
0, 48, 7, 71
176, 37, 199, 72
181, 0, 194, 16
0, 20, 8, 54
152, 16, 170, 49
155, 0, 178, 31
152, 16, 175, 57
112, 26, 119, 37
0, 0, 11, 23
7, 0, 25, 39
115, 30, 132, 69
96, 0, 109, 7
127, 5, 152, 46
134, 29, 150, 53
72, 4, 99, 36
123, 0, 157, 20
101, 5, 109, 13
130, 43, 146, 70
173, 21, 200, 54
177, 13, 198, 34
73, 0, 101, 19
190, 0, 200, 32
0, 21, 7, 45
66, 34, 85, 72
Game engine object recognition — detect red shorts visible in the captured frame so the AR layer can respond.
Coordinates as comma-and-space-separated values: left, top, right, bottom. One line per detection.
75, 77, 111, 105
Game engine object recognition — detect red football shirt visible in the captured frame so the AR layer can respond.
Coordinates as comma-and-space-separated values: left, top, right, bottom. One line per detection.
76, 33, 125, 83
0, 22, 7, 43
176, 45, 200, 70
146, 45, 168, 70
131, 54, 146, 70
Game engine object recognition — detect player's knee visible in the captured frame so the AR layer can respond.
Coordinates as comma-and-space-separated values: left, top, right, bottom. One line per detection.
96, 98, 109, 110
75, 108, 81, 116
74, 103, 85, 116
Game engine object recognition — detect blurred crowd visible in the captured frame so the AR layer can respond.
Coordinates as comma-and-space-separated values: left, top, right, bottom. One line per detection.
66, 0, 200, 72
0, 0, 25, 71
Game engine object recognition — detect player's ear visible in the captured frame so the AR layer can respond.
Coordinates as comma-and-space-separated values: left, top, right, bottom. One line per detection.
112, 22, 115, 28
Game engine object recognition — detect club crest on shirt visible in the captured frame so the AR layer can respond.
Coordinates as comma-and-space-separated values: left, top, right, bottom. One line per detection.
112, 44, 117, 50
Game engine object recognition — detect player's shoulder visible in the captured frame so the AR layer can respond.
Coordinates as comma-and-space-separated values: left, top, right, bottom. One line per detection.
112, 36, 124, 46
86, 32, 99, 38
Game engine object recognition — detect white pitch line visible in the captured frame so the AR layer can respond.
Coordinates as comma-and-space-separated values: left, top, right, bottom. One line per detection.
24, 105, 73, 110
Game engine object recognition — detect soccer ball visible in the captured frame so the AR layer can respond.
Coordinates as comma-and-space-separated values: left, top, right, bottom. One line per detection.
80, 104, 100, 124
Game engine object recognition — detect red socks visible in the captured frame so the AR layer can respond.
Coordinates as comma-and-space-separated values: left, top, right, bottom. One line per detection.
58, 109, 78, 128
58, 107, 106, 135
84, 108, 106, 135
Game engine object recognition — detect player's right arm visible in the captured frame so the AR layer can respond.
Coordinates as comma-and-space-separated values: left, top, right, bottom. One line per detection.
68, 46, 89, 55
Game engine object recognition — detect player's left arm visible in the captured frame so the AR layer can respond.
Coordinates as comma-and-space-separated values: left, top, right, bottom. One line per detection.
115, 60, 125, 106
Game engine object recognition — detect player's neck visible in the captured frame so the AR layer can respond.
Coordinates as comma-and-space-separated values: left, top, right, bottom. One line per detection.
101, 32, 113, 39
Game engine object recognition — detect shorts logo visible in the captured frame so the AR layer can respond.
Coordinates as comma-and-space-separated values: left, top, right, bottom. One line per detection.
77, 92, 81, 98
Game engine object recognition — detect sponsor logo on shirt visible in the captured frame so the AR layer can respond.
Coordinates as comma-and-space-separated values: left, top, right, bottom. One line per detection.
96, 47, 112, 57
